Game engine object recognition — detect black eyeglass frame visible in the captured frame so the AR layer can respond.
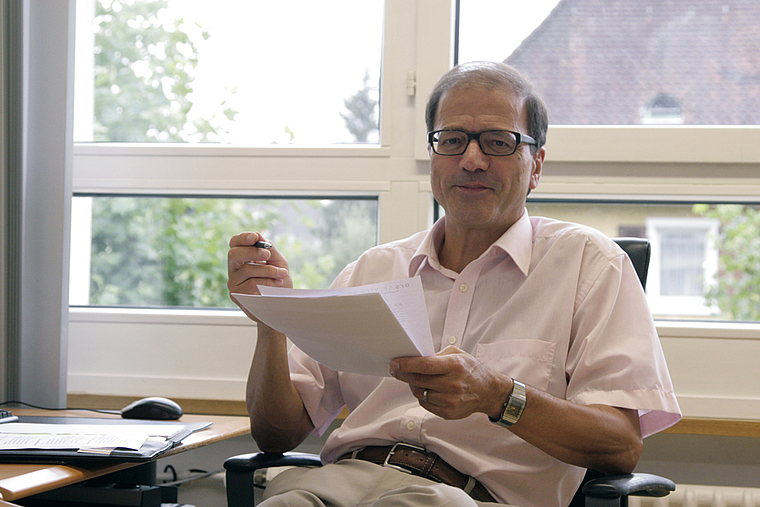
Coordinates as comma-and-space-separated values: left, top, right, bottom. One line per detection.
427, 129, 538, 156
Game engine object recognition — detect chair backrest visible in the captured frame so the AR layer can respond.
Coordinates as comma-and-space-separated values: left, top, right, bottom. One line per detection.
613, 238, 651, 289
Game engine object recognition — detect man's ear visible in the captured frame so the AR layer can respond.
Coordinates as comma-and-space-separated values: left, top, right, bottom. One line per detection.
529, 146, 546, 190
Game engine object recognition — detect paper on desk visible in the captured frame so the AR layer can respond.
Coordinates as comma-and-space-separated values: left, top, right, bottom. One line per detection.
0, 423, 185, 451
232, 276, 434, 376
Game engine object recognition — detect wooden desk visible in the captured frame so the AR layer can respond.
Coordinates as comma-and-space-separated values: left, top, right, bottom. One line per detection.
0, 409, 250, 505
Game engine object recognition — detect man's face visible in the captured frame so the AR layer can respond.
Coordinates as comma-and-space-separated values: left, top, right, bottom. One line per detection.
430, 85, 544, 236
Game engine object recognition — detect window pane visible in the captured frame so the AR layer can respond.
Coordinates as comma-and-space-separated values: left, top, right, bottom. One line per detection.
75, 0, 383, 144
69, 195, 379, 308
524, 200, 760, 322
659, 230, 707, 297
458, 0, 760, 125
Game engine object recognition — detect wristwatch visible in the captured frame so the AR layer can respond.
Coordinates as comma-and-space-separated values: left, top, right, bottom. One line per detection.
489, 378, 527, 428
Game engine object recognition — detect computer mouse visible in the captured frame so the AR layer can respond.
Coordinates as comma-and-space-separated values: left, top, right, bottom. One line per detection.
120, 396, 183, 420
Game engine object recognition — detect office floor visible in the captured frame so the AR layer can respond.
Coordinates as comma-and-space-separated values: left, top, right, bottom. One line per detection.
173, 472, 227, 506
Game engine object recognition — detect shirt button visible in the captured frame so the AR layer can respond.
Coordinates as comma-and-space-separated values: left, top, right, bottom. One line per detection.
448, 336, 457, 345
459, 283, 468, 292
406, 421, 416, 431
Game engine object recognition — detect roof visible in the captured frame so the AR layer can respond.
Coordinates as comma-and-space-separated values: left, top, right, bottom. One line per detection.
504, 0, 760, 125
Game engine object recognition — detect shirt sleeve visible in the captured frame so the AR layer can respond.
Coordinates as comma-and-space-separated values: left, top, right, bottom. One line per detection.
566, 244, 682, 437
288, 346, 345, 436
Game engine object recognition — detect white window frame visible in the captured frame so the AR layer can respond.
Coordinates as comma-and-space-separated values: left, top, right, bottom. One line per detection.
66, 0, 760, 407
71, 0, 760, 325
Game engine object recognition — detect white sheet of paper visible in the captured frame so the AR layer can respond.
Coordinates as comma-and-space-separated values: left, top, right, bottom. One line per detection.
232, 276, 434, 376
0, 422, 184, 450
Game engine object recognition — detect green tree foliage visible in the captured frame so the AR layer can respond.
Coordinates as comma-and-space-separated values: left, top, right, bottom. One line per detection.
275, 199, 378, 290
694, 204, 760, 321
90, 197, 279, 307
88, 197, 378, 307
93, 0, 236, 141
340, 69, 379, 143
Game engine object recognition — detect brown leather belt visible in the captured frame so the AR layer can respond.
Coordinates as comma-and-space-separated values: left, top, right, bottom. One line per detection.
338, 443, 496, 503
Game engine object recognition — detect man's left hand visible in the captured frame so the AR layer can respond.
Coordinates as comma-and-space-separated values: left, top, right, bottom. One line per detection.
389, 346, 511, 420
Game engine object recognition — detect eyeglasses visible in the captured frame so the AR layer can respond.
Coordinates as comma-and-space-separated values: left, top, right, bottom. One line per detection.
427, 129, 537, 156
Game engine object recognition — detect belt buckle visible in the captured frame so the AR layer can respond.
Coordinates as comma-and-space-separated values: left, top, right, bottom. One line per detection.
383, 442, 426, 474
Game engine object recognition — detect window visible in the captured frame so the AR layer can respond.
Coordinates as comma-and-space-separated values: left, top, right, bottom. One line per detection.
640, 93, 684, 125
75, 0, 383, 145
62, 0, 760, 403
72, 0, 387, 310
69, 195, 378, 307
646, 217, 719, 316
71, 2, 760, 317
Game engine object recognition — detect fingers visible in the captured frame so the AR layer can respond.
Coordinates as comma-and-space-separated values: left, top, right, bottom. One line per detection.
390, 354, 459, 408
229, 231, 260, 249
391, 349, 500, 420
390, 347, 465, 378
229, 232, 279, 268
228, 263, 289, 294
227, 232, 292, 296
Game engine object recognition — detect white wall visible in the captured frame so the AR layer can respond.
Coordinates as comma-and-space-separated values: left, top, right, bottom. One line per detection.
24, 0, 75, 407
0, 0, 75, 407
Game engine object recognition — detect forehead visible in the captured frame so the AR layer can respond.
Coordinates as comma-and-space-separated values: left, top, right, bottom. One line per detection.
435, 84, 526, 131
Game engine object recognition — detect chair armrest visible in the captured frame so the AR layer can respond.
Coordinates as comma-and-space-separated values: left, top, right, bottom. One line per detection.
582, 473, 675, 507
224, 451, 323, 473
224, 452, 322, 507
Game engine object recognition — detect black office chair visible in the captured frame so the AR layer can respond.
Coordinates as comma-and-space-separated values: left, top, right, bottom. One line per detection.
225, 237, 675, 507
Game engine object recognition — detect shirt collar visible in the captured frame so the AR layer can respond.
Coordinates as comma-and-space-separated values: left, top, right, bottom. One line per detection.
409, 218, 446, 277
491, 210, 533, 276
408, 210, 533, 277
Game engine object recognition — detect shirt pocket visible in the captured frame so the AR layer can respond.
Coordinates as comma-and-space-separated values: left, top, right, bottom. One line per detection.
474, 340, 556, 392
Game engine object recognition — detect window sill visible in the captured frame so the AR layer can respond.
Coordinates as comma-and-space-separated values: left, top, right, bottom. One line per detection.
73, 143, 392, 158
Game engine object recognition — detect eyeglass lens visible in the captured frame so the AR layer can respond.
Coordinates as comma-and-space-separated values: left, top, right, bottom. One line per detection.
434, 130, 518, 156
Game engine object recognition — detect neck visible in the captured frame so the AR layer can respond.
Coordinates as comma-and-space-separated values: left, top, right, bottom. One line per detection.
437, 225, 506, 273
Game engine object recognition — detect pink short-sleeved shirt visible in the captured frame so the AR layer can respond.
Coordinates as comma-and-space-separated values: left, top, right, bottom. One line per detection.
288, 212, 681, 507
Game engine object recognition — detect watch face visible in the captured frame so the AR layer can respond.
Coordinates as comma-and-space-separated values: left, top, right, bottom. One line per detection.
503, 380, 527, 426
490, 380, 527, 427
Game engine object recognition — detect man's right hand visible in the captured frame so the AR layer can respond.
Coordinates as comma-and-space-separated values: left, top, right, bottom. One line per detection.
227, 232, 292, 320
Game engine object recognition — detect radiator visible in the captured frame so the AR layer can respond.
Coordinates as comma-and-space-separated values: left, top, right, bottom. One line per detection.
630, 485, 760, 507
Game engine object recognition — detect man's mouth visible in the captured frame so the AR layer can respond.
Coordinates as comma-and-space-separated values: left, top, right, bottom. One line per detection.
453, 181, 493, 192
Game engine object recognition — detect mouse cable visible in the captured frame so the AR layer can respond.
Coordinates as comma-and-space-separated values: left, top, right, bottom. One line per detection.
0, 400, 120, 416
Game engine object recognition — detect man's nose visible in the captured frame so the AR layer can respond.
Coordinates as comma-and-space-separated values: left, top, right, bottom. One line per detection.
461, 139, 488, 171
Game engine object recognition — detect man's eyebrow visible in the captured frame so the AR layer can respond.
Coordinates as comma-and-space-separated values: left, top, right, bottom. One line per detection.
437, 127, 512, 133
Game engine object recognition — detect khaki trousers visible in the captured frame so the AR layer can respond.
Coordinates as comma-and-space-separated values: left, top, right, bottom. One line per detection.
260, 459, 512, 507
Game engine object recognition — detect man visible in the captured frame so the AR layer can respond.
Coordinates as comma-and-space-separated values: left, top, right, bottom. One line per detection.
227, 61, 681, 507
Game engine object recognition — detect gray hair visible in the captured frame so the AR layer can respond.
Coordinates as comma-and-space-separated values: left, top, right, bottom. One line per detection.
425, 61, 548, 152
